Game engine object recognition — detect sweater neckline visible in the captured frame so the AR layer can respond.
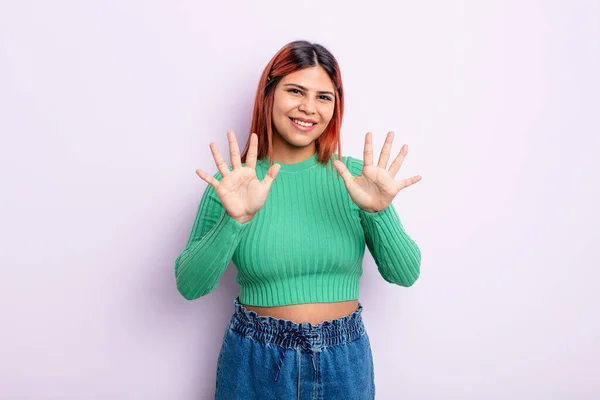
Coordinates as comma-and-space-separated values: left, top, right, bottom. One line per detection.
258, 151, 320, 173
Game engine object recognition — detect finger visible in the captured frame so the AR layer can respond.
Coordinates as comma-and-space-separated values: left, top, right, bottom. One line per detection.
261, 163, 281, 189
228, 130, 242, 169
389, 144, 408, 178
377, 131, 395, 169
333, 160, 354, 186
245, 133, 258, 169
195, 168, 220, 189
396, 175, 422, 191
210, 142, 230, 177
363, 132, 374, 167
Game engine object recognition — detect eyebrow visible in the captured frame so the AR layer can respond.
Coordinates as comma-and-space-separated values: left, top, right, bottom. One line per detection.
282, 83, 335, 97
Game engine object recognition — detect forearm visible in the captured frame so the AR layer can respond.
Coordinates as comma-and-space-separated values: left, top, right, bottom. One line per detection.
360, 204, 421, 287
175, 211, 252, 299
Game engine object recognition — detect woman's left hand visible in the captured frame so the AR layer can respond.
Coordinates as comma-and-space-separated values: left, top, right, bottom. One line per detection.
333, 131, 422, 213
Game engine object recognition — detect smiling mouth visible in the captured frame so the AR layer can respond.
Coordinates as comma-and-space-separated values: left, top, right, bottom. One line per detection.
289, 117, 317, 127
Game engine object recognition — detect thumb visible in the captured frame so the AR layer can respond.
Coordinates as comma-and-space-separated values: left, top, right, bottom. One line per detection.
333, 160, 354, 186
261, 164, 281, 190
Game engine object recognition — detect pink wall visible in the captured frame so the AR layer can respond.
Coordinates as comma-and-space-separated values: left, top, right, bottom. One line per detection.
1, 1, 599, 398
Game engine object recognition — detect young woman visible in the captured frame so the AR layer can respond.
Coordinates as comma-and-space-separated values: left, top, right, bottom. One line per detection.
175, 40, 422, 399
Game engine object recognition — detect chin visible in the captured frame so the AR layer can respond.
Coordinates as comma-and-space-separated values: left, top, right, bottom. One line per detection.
285, 132, 321, 146
285, 138, 315, 148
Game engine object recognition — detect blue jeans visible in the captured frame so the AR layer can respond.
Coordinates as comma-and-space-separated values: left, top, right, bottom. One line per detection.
215, 297, 375, 400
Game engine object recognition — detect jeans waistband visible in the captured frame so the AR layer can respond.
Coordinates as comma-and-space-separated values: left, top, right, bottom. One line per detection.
228, 296, 366, 393
229, 296, 365, 350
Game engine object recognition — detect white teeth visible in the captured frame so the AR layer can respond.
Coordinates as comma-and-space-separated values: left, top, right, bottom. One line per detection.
293, 119, 315, 127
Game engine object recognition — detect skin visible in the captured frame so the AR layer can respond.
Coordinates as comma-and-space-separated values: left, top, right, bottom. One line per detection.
196, 66, 422, 324
269, 66, 335, 164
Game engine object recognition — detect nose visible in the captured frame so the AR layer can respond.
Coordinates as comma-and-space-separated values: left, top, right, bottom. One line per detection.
299, 96, 316, 114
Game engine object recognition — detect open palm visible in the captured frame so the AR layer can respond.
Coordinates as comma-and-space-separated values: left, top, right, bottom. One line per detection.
195, 131, 280, 224
333, 131, 422, 213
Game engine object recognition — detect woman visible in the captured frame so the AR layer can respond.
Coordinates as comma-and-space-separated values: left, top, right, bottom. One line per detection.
174, 40, 422, 399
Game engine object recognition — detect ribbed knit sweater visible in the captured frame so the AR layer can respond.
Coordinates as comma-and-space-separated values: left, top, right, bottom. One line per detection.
174, 151, 421, 306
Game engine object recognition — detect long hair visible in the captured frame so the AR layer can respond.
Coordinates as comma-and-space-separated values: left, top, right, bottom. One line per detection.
240, 40, 345, 167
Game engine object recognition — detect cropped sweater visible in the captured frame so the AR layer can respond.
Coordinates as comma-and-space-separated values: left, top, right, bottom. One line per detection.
174, 151, 421, 306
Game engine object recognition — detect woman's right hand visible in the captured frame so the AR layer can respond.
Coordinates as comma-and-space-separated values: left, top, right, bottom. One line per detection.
195, 131, 280, 224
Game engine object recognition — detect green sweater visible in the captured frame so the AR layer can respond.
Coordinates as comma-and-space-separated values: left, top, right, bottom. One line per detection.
174, 151, 421, 306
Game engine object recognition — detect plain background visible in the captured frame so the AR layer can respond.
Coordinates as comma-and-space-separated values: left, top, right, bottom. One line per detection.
1, 1, 599, 399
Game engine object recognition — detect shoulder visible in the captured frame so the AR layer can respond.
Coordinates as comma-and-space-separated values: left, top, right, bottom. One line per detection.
341, 155, 363, 177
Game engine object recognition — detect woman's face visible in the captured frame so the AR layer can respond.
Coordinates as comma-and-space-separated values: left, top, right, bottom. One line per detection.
271, 66, 336, 151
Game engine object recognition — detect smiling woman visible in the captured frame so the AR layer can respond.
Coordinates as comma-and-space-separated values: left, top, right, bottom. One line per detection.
175, 39, 422, 399
242, 40, 345, 166
269, 67, 336, 158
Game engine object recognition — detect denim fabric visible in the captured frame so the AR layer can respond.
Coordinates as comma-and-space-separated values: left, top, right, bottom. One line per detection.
215, 297, 375, 400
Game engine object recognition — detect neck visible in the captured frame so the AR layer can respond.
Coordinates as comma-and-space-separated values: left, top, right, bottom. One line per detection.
271, 137, 317, 164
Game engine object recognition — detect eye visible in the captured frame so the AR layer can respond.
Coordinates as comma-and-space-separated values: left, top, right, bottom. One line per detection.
288, 89, 302, 95
319, 95, 333, 101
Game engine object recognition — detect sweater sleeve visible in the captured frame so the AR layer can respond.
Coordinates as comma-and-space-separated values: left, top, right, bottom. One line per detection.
345, 156, 422, 287
174, 170, 254, 300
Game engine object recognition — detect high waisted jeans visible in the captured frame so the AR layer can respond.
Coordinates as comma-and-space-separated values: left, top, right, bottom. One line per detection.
215, 297, 375, 400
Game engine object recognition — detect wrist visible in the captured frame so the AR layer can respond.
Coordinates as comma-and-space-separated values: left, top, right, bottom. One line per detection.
233, 214, 255, 224
360, 204, 389, 213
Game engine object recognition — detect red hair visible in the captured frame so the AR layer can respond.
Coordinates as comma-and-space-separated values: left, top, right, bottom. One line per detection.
240, 40, 345, 167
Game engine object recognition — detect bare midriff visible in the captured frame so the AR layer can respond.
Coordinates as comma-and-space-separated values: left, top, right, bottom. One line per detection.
241, 300, 360, 325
